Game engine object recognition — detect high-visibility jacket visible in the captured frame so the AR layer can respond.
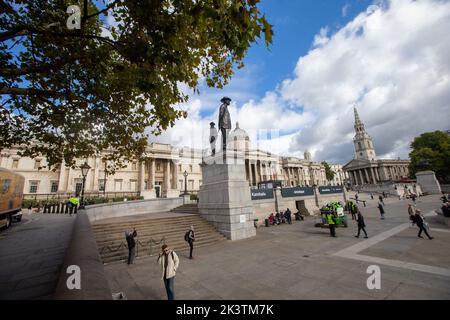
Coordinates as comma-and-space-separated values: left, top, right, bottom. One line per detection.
326, 213, 335, 225
69, 197, 79, 205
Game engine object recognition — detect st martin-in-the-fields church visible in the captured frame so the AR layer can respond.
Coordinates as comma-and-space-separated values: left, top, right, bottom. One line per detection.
343, 107, 410, 186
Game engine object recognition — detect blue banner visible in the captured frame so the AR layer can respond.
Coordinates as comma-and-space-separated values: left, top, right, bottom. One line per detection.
250, 188, 274, 200
318, 186, 343, 194
281, 187, 314, 198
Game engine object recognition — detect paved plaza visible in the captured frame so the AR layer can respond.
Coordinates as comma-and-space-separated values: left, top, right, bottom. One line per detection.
0, 213, 75, 300
104, 194, 450, 299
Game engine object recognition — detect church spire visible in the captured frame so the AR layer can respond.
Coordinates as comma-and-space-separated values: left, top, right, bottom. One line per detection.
352, 105, 376, 161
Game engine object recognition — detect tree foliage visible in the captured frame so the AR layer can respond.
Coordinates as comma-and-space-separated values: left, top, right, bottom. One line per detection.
321, 161, 335, 182
409, 131, 450, 183
0, 0, 273, 172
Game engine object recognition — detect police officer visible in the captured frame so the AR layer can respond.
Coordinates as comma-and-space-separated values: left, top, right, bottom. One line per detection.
68, 196, 79, 216
326, 210, 336, 237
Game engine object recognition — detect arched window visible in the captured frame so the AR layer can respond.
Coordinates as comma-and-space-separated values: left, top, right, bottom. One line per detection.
358, 142, 362, 150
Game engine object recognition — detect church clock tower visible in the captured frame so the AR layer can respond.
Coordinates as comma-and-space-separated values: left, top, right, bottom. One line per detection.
353, 107, 376, 160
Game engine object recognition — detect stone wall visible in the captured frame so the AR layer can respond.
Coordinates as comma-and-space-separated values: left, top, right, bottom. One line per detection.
85, 197, 183, 222
54, 212, 112, 300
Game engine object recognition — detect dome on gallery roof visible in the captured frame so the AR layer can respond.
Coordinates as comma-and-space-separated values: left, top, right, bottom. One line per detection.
229, 122, 250, 141
229, 122, 251, 152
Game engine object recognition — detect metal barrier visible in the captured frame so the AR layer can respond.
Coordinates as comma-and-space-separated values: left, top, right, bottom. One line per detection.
99, 237, 166, 260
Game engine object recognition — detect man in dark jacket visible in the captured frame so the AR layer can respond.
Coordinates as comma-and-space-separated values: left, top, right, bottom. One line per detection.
126, 229, 137, 264
187, 225, 195, 259
355, 210, 368, 238
413, 210, 433, 240
218, 97, 232, 152
285, 208, 292, 224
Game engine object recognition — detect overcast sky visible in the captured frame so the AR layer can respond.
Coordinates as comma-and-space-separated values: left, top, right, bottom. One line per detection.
152, 0, 450, 165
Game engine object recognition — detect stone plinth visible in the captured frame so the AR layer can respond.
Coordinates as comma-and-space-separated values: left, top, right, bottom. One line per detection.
198, 151, 256, 241
416, 170, 442, 194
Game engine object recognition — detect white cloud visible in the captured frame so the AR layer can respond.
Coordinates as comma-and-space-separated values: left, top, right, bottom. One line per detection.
281, 0, 450, 163
153, 0, 450, 166
342, 3, 351, 17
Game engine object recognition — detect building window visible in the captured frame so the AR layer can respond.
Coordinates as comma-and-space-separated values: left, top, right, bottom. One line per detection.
99, 179, 105, 191
50, 181, 58, 193
114, 179, 123, 191
130, 180, 137, 191
179, 180, 183, 190
2, 179, 11, 193
156, 163, 161, 171
34, 159, 41, 169
12, 159, 19, 169
132, 162, 137, 171
29, 181, 39, 193
75, 181, 83, 195
179, 164, 182, 172
358, 142, 361, 150
188, 180, 194, 190
189, 165, 193, 173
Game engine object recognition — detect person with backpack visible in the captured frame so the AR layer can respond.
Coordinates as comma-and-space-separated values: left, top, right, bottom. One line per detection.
412, 210, 434, 240
185, 225, 195, 259
157, 244, 179, 300
125, 229, 137, 265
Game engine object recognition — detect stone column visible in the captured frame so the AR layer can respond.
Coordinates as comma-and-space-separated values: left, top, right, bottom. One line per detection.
150, 159, 155, 189
164, 160, 170, 193
358, 170, 364, 185
58, 159, 67, 192
171, 161, 177, 189
255, 161, 261, 185
249, 161, 254, 186
139, 161, 145, 191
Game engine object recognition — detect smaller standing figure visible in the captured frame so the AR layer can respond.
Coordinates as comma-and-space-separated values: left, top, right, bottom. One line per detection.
209, 122, 218, 156
125, 229, 138, 265
377, 201, 385, 220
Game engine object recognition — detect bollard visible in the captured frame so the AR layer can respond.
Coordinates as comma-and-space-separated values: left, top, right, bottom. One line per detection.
65, 203, 69, 214
61, 203, 65, 214
51, 204, 56, 213
265, 219, 269, 227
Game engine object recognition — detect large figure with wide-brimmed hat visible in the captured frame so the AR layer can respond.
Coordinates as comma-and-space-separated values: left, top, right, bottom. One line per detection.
218, 97, 232, 152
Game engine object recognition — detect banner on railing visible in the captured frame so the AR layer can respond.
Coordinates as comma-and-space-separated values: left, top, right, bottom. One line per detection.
318, 186, 343, 194
281, 187, 314, 198
250, 188, 274, 200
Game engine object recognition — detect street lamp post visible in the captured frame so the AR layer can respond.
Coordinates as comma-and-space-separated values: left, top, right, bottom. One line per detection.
183, 170, 189, 195
79, 162, 91, 209
274, 186, 280, 213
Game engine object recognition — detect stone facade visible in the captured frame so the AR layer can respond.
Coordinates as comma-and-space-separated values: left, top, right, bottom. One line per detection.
1, 133, 345, 199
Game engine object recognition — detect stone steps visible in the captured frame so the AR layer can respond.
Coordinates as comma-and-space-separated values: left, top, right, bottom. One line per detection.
92, 214, 226, 264
170, 204, 199, 214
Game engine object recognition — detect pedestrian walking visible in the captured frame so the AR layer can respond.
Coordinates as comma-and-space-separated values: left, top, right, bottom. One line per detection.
185, 225, 195, 259
350, 203, 357, 220
326, 211, 336, 237
355, 193, 359, 203
412, 210, 433, 240
407, 204, 416, 226
377, 201, 385, 220
378, 195, 384, 205
411, 193, 417, 205
370, 192, 374, 200
355, 209, 368, 238
125, 229, 137, 265
157, 244, 179, 300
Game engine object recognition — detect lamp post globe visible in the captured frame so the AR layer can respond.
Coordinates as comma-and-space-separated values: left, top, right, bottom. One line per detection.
79, 162, 91, 209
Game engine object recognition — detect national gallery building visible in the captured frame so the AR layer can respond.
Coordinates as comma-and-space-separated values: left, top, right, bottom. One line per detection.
0, 123, 348, 199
